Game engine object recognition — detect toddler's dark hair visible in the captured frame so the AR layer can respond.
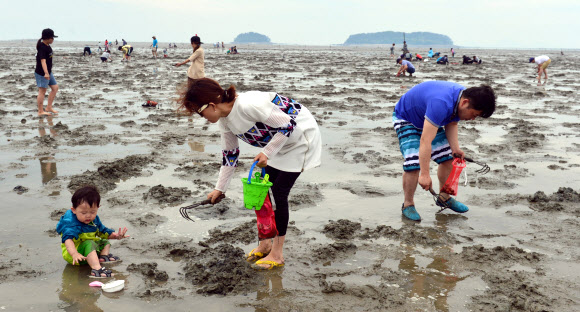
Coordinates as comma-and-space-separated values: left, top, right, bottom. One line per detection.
72, 186, 101, 208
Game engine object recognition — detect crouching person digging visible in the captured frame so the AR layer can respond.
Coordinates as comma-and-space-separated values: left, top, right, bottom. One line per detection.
392, 81, 496, 221
177, 78, 322, 269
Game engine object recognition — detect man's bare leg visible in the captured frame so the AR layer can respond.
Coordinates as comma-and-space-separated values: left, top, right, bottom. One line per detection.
437, 160, 453, 200
403, 170, 420, 207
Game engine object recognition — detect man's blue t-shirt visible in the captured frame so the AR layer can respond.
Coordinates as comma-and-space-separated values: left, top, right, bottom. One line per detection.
394, 81, 465, 129
153, 39, 158, 47
401, 60, 415, 70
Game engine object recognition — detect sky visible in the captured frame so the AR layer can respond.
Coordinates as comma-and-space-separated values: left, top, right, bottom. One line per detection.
2, 0, 579, 49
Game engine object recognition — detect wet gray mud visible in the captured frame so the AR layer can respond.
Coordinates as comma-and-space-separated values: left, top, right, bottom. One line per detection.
1, 42, 579, 311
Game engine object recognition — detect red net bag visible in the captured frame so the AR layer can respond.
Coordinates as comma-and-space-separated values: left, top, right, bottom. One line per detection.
255, 195, 278, 240
441, 158, 467, 196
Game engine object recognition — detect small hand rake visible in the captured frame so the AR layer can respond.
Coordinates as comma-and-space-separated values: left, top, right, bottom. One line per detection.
453, 154, 490, 175
179, 194, 225, 222
429, 187, 452, 213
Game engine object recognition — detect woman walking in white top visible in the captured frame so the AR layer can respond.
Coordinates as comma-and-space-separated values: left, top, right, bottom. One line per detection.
175, 35, 205, 84
177, 78, 322, 269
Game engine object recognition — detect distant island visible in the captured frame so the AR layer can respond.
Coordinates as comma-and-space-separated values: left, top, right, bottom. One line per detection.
233, 32, 271, 44
344, 31, 453, 45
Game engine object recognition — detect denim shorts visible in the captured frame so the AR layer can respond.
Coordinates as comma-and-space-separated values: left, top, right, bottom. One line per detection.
407, 67, 416, 74
35, 72, 57, 89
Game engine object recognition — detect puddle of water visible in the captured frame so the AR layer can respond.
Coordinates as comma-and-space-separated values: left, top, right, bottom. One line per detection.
447, 275, 488, 312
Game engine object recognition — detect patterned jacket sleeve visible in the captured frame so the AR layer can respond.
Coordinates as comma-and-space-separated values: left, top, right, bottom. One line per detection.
260, 106, 295, 158
215, 127, 240, 192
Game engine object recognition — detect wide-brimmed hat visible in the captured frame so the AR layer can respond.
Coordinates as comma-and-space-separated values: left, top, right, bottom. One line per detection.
191, 35, 203, 44
41, 28, 58, 39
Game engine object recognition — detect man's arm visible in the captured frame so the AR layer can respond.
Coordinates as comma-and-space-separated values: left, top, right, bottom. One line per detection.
397, 65, 407, 75
418, 120, 438, 190
444, 122, 464, 158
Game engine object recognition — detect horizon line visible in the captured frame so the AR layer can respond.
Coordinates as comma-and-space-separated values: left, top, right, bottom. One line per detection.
0, 39, 576, 51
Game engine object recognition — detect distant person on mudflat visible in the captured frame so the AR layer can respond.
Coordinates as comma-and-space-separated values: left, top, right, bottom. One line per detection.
100, 51, 112, 62
415, 53, 423, 61
396, 58, 415, 77
393, 81, 496, 221
122, 39, 127, 46
174, 35, 205, 84
83, 45, 92, 57
176, 78, 321, 270
451, 48, 455, 57
390, 43, 395, 58
529, 55, 551, 86
151, 36, 159, 58
402, 41, 408, 53
35, 28, 59, 117
436, 55, 449, 65
428, 48, 434, 58
118, 44, 133, 61
473, 56, 482, 64
462, 55, 473, 64
115, 39, 118, 46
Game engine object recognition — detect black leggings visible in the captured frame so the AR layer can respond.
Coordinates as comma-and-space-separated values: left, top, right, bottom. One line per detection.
265, 166, 301, 237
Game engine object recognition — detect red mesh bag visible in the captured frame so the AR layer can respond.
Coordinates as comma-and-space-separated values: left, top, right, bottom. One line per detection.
441, 158, 467, 196
255, 195, 278, 240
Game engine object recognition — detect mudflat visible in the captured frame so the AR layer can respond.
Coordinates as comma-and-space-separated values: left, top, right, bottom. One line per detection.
1, 42, 579, 311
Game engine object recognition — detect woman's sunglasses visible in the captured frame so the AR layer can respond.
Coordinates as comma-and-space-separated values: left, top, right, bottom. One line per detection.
196, 104, 209, 116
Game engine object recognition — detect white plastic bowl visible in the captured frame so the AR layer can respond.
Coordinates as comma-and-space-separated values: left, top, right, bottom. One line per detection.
101, 280, 125, 293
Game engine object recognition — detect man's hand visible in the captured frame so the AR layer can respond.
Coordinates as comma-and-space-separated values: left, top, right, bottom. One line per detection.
174, 63, 181, 67
44, 73, 50, 80
253, 152, 268, 168
71, 252, 86, 265
207, 189, 224, 204
418, 174, 432, 190
452, 149, 465, 160
109, 227, 129, 239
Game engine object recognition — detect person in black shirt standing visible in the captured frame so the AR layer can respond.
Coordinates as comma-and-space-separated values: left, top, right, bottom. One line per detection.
35, 28, 59, 116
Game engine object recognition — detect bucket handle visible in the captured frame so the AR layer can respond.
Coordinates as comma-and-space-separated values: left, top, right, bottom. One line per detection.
247, 161, 266, 184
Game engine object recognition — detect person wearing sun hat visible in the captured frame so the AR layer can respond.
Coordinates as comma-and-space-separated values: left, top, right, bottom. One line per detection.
35, 28, 59, 117
529, 55, 551, 86
174, 35, 205, 84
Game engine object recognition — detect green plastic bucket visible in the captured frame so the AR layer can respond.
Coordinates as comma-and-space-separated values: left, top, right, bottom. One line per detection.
241, 161, 273, 210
